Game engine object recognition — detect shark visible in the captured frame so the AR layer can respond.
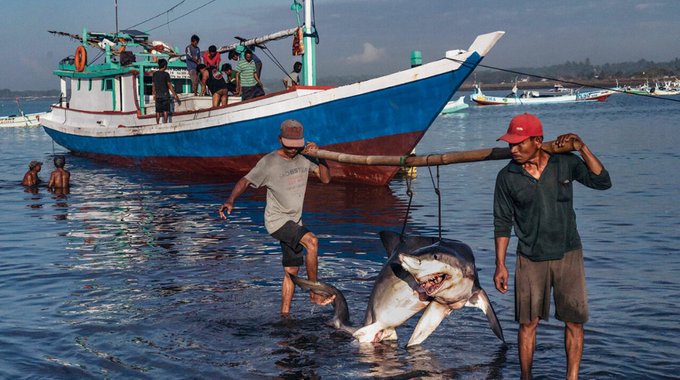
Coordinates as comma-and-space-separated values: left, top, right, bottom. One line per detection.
291, 231, 504, 347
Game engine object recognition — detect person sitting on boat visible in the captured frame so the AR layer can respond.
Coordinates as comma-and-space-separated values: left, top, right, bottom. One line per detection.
282, 61, 302, 89
220, 63, 238, 95
47, 155, 70, 193
22, 160, 42, 187
235, 49, 265, 100
185, 35, 201, 96
218, 119, 333, 317
202, 45, 221, 69
152, 59, 182, 124
197, 64, 229, 107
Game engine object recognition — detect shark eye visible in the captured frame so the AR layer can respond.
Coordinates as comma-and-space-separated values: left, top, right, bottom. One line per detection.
433, 254, 439, 260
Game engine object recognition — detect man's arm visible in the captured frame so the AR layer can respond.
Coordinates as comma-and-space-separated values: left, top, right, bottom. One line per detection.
494, 236, 510, 294
199, 70, 208, 96
303, 142, 330, 184
167, 79, 181, 104
555, 133, 605, 175
218, 177, 251, 219
47, 172, 57, 190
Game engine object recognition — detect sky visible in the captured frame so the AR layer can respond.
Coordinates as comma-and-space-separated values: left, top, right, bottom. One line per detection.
2, 0, 679, 91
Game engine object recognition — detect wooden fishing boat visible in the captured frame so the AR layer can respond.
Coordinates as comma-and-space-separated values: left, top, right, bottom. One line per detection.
470, 84, 615, 106
40, 1, 504, 185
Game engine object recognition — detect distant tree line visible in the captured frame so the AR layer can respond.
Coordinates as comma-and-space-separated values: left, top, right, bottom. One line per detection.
0, 88, 61, 99
472, 58, 680, 84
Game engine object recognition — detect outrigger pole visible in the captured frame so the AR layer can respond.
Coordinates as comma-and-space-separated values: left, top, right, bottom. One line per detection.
304, 140, 582, 167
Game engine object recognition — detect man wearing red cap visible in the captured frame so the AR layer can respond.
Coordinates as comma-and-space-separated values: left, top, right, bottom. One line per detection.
492, 113, 611, 380
218, 119, 332, 316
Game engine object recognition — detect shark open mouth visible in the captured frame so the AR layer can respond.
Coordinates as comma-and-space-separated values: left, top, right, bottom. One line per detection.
417, 273, 450, 295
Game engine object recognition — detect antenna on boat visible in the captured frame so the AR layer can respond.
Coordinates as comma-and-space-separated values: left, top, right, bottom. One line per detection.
115, 0, 119, 35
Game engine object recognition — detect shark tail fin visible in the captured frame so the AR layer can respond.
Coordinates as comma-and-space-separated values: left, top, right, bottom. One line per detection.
289, 274, 354, 333
467, 288, 505, 342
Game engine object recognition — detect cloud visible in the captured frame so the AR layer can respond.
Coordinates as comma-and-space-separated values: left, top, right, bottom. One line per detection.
346, 43, 386, 64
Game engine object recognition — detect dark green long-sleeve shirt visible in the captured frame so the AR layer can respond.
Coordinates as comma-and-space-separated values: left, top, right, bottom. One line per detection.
494, 153, 612, 261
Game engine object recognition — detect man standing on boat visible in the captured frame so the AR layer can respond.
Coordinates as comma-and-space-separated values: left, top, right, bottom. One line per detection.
185, 35, 201, 96
218, 119, 333, 316
152, 59, 181, 124
492, 113, 611, 380
235, 50, 265, 100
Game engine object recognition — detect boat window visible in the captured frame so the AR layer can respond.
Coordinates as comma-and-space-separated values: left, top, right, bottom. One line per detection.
102, 78, 114, 91
89, 79, 93, 91
77, 79, 81, 91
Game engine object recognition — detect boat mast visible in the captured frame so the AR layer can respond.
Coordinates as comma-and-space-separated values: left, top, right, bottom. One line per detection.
302, 0, 316, 86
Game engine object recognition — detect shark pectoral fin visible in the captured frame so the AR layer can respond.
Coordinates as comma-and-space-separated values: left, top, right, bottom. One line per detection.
466, 288, 505, 343
353, 323, 386, 343
406, 302, 450, 347
381, 328, 398, 341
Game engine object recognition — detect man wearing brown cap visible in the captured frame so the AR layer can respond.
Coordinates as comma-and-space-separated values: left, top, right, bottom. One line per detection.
22, 160, 42, 187
492, 113, 611, 380
219, 119, 332, 316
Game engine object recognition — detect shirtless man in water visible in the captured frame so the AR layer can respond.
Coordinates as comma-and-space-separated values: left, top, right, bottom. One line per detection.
22, 160, 42, 187
47, 155, 70, 192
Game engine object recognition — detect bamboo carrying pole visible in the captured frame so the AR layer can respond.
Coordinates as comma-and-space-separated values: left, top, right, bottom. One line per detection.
304, 140, 582, 167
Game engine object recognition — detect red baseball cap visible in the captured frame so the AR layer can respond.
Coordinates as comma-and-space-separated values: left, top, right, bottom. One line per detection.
280, 119, 305, 148
497, 113, 544, 144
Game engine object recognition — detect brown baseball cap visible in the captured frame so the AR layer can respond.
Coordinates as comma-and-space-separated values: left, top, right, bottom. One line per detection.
280, 119, 305, 148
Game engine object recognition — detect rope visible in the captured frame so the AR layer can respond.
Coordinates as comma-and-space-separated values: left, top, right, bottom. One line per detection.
400, 173, 414, 241
145, 0, 217, 33
450, 58, 680, 104
425, 156, 442, 241
126, 0, 185, 30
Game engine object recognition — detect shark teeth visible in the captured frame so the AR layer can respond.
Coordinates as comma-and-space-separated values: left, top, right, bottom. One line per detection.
417, 273, 450, 295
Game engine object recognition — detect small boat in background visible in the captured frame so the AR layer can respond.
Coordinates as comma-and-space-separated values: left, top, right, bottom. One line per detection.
440, 95, 469, 114
0, 112, 46, 128
470, 84, 615, 106
0, 98, 47, 128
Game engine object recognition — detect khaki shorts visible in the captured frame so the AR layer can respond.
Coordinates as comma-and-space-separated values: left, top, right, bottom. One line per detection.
515, 249, 588, 324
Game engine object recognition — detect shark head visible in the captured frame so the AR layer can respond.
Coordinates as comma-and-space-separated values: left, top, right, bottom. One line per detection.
398, 242, 477, 305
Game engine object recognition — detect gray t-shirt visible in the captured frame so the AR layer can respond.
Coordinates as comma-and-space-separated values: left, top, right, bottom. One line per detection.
245, 151, 318, 234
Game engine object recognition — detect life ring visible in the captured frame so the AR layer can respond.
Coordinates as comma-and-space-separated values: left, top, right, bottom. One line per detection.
75, 46, 87, 72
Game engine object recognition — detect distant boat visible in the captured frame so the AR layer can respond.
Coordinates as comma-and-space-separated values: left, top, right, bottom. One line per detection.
0, 112, 46, 128
40, 0, 504, 185
470, 84, 615, 106
0, 98, 47, 128
440, 96, 469, 114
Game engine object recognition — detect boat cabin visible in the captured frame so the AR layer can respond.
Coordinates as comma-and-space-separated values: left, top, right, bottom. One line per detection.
52, 29, 237, 117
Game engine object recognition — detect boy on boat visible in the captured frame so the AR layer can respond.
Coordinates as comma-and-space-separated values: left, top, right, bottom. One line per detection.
152, 59, 181, 124
22, 160, 42, 187
185, 35, 201, 96
218, 119, 334, 316
47, 155, 70, 193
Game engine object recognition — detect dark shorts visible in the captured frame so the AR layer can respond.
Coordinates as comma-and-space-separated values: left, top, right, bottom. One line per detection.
241, 85, 265, 100
156, 96, 171, 113
515, 249, 588, 324
270, 221, 309, 267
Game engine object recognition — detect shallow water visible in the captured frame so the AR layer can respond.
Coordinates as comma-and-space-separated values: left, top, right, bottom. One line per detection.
1, 94, 679, 379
